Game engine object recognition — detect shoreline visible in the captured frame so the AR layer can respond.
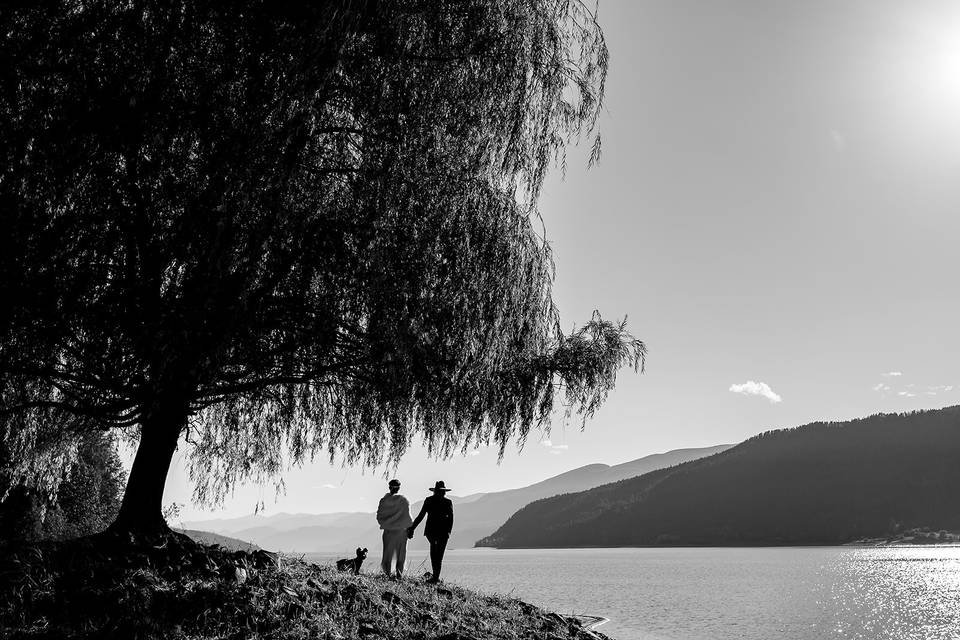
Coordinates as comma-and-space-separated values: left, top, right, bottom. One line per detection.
473, 541, 960, 550
569, 614, 610, 630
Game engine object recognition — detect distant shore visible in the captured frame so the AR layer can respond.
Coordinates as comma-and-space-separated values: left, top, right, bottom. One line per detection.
846, 539, 960, 547
479, 530, 960, 550
846, 528, 960, 547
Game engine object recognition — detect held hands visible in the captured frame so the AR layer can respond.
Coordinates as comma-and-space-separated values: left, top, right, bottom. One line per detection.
406, 527, 414, 539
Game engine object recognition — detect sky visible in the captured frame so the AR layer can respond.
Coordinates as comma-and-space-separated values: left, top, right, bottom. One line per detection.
167, 0, 960, 521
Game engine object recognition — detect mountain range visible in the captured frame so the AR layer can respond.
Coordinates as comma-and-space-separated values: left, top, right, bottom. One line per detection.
183, 444, 731, 552
477, 406, 960, 548
176, 528, 261, 551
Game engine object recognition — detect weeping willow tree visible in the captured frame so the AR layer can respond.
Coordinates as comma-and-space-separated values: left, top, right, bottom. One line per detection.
0, 0, 645, 533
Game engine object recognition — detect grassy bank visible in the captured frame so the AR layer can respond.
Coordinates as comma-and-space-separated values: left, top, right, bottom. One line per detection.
0, 532, 610, 639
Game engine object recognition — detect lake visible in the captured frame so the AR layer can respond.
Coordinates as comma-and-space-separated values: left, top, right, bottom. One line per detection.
306, 546, 960, 640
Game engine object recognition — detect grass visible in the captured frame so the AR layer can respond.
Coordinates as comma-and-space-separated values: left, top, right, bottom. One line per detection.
0, 531, 610, 639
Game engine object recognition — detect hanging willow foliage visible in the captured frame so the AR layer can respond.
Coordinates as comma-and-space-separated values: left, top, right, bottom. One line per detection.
0, 0, 644, 518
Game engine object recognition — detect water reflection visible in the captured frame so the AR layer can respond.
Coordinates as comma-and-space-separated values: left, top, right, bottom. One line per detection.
824, 547, 960, 640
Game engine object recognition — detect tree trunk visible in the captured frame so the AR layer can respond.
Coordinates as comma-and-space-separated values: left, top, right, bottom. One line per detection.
109, 406, 185, 533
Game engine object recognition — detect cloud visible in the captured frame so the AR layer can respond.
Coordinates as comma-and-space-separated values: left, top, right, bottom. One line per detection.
877, 377, 957, 399
541, 440, 569, 454
468, 450, 482, 457
729, 380, 782, 403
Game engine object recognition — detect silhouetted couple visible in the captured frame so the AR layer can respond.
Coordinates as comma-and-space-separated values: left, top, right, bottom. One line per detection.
376, 479, 453, 583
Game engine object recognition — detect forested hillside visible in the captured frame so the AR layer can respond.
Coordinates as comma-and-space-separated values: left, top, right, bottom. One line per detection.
478, 407, 960, 547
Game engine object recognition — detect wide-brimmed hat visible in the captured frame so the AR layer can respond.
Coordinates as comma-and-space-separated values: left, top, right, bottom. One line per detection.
429, 481, 451, 492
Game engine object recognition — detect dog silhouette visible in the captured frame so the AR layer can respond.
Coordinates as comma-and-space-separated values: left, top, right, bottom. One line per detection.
336, 547, 368, 574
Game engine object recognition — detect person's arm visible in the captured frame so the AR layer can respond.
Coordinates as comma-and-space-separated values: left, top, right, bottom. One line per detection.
410, 500, 427, 530
376, 496, 389, 527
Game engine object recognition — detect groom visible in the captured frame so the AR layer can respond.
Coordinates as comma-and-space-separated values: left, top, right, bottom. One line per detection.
376, 478, 413, 577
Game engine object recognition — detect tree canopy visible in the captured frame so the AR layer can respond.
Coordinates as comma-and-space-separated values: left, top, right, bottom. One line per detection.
0, 432, 124, 541
0, 0, 644, 532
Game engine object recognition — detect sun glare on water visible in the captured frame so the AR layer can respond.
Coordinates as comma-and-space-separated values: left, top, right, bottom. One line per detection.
828, 546, 960, 638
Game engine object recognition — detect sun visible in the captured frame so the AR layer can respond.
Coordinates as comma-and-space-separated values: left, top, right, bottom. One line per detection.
903, 10, 960, 126
926, 33, 960, 106
874, 7, 960, 158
